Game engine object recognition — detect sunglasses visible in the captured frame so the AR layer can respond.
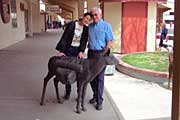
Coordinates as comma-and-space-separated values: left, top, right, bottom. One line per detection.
92, 13, 98, 17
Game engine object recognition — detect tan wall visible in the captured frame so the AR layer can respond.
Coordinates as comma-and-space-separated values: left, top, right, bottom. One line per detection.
146, 2, 157, 51
104, 2, 122, 53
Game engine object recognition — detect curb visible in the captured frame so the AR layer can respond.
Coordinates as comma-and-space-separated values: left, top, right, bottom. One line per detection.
104, 87, 125, 120
116, 54, 168, 85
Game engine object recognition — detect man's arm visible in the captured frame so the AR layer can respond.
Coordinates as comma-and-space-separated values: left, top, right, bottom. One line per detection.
104, 23, 114, 55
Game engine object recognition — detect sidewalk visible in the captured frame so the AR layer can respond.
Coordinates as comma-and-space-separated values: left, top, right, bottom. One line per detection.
0, 29, 119, 120
105, 71, 172, 120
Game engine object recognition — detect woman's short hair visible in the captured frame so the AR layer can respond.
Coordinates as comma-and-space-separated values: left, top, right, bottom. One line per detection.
84, 12, 93, 18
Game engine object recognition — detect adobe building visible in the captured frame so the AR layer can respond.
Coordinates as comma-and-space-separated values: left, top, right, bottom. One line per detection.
1, 1, 180, 119
100, 0, 168, 53
0, 0, 91, 50
0, 0, 41, 49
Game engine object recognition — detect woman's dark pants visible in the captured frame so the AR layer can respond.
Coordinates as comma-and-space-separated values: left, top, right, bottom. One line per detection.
65, 46, 79, 97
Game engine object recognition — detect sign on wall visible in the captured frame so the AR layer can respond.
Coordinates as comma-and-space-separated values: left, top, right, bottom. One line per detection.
10, 0, 17, 28
46, 5, 62, 13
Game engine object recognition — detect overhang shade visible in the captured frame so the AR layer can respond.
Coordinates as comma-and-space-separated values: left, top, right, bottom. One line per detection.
41, 0, 48, 3
157, 3, 172, 12
100, 0, 167, 2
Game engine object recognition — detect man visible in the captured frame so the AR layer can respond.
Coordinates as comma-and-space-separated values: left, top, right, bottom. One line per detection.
56, 12, 92, 100
88, 7, 114, 110
158, 23, 169, 52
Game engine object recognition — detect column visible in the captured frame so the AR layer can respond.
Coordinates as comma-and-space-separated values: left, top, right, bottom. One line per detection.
146, 2, 157, 52
28, 0, 33, 36
36, 0, 41, 33
172, 0, 180, 120
78, 0, 84, 19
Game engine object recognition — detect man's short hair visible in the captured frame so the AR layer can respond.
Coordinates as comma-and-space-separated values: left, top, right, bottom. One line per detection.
90, 7, 102, 14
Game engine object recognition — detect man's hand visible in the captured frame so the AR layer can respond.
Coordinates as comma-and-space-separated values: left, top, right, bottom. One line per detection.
56, 52, 66, 56
103, 48, 110, 56
103, 40, 112, 56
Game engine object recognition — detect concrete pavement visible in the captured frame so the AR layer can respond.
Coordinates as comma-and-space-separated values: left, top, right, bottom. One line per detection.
0, 29, 119, 120
105, 71, 172, 120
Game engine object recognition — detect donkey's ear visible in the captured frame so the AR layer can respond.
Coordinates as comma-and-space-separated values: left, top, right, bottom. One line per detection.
106, 54, 119, 65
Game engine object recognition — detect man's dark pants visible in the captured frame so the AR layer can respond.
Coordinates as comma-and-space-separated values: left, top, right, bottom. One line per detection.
88, 50, 106, 105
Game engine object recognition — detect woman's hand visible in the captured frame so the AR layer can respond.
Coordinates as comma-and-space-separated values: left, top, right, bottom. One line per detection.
78, 52, 84, 59
56, 52, 66, 56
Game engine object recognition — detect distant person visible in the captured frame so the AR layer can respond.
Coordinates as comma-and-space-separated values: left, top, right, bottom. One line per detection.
63, 21, 67, 30
158, 23, 169, 52
55, 12, 92, 100
58, 21, 62, 28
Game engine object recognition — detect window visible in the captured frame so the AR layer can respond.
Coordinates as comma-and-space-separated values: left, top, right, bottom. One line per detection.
84, 0, 87, 13
170, 12, 174, 15
10, 0, 18, 28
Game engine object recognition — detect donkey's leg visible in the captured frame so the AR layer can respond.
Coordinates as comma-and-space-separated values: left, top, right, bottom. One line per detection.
81, 82, 88, 112
76, 81, 83, 114
40, 72, 53, 105
53, 77, 63, 104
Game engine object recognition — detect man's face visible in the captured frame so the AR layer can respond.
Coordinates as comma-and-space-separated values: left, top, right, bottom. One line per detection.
91, 11, 102, 23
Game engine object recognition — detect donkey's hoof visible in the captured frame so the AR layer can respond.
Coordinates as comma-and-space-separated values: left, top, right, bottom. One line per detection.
76, 109, 81, 114
82, 107, 87, 112
40, 102, 45, 106
58, 99, 64, 104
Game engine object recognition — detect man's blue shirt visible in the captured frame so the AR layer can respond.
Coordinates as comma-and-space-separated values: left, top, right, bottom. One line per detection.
88, 19, 114, 50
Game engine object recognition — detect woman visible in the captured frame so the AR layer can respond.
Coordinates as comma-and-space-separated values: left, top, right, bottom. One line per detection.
55, 12, 92, 100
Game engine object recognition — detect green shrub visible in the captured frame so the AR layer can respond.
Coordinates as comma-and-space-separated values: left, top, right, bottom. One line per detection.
121, 52, 169, 72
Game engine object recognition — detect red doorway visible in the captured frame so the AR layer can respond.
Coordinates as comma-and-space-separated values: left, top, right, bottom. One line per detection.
122, 2, 147, 53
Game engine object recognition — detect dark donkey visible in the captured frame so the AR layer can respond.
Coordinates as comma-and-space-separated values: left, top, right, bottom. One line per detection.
40, 56, 82, 105
75, 54, 119, 113
40, 54, 119, 113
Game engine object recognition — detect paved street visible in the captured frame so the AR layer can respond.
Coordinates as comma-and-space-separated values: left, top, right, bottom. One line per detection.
0, 29, 172, 120
0, 29, 119, 120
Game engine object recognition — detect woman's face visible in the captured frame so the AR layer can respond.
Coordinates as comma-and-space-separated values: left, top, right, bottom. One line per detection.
82, 15, 92, 25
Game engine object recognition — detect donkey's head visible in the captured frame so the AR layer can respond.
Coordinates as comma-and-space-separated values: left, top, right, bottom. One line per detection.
103, 54, 119, 65
94, 54, 119, 67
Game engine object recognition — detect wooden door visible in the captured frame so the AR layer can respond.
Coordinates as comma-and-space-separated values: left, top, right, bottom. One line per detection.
122, 2, 147, 53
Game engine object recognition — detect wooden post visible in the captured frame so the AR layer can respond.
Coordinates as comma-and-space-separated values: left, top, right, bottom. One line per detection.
172, 0, 180, 119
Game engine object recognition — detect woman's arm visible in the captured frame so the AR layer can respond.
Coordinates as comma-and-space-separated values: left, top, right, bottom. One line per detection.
55, 22, 73, 53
